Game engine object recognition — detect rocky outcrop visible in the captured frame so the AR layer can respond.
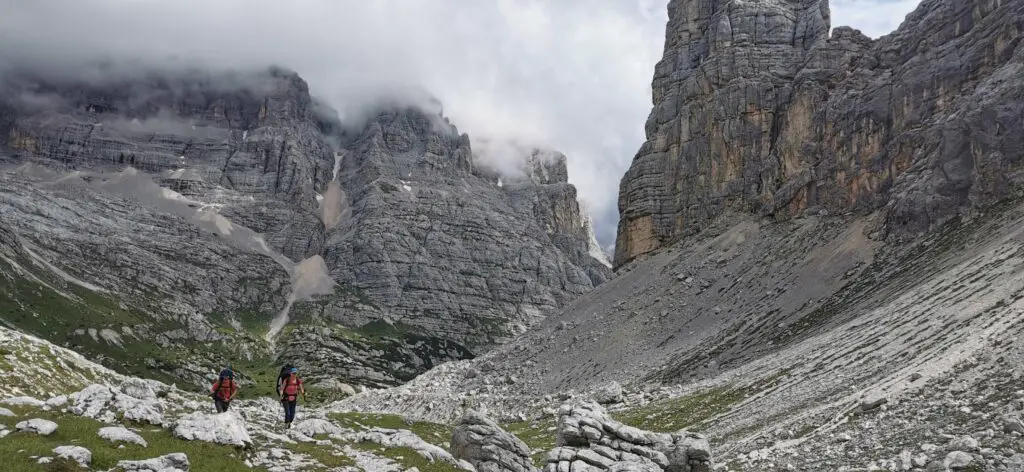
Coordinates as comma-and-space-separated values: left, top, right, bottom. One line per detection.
0, 66, 334, 262
616, 0, 1024, 265
448, 405, 714, 472
451, 411, 538, 472
546, 402, 712, 472
324, 107, 612, 349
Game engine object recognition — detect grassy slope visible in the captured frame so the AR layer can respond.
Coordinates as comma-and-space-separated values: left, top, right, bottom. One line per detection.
0, 407, 260, 472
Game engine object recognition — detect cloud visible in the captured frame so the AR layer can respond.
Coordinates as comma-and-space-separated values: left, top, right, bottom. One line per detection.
0, 0, 921, 248
831, 0, 923, 38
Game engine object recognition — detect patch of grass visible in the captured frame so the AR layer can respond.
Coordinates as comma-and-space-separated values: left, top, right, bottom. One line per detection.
613, 387, 743, 432
354, 443, 460, 472
0, 409, 263, 472
614, 371, 788, 433
504, 418, 556, 466
328, 412, 453, 448
285, 441, 354, 469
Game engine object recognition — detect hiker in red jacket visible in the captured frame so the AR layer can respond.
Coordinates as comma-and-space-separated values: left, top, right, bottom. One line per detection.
278, 367, 306, 428
210, 368, 238, 413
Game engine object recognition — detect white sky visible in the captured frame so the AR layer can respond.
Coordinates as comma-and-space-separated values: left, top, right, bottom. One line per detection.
0, 0, 923, 247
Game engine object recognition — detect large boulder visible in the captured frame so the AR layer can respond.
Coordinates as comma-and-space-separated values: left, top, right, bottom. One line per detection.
451, 411, 538, 472
15, 418, 58, 436
173, 411, 252, 448
99, 426, 149, 447
114, 453, 190, 472
53, 445, 92, 467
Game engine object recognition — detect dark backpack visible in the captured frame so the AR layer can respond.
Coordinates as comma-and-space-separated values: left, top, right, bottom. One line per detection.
277, 364, 294, 391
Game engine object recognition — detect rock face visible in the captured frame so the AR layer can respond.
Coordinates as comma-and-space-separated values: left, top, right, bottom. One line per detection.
546, 402, 712, 472
0, 62, 610, 385
325, 109, 612, 348
616, 0, 1024, 265
451, 411, 538, 472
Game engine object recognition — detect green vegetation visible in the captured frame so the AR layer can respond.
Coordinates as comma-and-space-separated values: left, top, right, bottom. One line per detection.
505, 418, 556, 466
0, 408, 262, 472
614, 372, 788, 433
285, 441, 354, 469
329, 412, 453, 448
612, 386, 744, 432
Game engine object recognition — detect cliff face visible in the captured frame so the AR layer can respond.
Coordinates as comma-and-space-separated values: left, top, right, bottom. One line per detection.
324, 108, 612, 349
616, 0, 1024, 266
0, 67, 335, 262
0, 65, 610, 385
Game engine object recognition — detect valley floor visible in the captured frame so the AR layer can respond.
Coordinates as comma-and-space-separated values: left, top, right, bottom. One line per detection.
333, 200, 1024, 471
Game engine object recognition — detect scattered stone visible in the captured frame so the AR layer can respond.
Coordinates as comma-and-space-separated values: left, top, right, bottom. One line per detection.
949, 435, 980, 452
1003, 415, 1024, 435
16, 418, 58, 436
944, 451, 974, 470
99, 426, 149, 447
860, 394, 888, 412
53, 445, 92, 467
0, 407, 15, 417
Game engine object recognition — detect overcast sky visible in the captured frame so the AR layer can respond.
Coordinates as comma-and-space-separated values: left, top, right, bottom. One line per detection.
0, 0, 922, 248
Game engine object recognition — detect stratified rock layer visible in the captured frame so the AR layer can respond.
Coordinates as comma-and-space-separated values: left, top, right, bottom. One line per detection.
326, 109, 612, 349
616, 0, 1024, 265
0, 64, 610, 385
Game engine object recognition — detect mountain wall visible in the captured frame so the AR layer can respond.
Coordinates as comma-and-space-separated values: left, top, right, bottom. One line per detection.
0, 64, 610, 386
324, 109, 611, 349
615, 0, 1024, 266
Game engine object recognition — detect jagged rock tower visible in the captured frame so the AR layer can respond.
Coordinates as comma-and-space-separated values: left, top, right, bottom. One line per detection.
616, 0, 1024, 266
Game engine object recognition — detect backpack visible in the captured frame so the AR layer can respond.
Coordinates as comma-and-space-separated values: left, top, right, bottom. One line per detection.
276, 364, 294, 392
281, 375, 302, 401
212, 369, 235, 400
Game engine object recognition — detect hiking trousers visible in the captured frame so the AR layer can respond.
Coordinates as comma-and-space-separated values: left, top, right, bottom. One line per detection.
282, 399, 297, 423
215, 398, 231, 413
